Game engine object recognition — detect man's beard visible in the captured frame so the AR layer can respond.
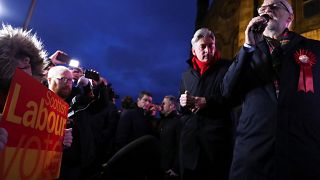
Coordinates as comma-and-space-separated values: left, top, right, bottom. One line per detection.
52, 85, 71, 99
57, 88, 71, 99
265, 20, 280, 33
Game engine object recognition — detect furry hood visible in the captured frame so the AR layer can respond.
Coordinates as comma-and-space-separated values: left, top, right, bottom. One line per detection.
0, 24, 47, 86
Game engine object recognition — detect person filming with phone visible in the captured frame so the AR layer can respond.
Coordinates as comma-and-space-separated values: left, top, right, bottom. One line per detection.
223, 0, 320, 179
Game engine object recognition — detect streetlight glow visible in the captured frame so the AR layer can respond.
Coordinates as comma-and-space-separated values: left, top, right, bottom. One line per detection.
0, 2, 7, 17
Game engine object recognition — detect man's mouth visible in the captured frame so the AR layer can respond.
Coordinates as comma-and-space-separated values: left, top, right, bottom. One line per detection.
266, 13, 274, 20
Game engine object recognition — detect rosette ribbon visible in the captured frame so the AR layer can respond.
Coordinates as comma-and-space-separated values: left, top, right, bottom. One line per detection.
294, 49, 316, 93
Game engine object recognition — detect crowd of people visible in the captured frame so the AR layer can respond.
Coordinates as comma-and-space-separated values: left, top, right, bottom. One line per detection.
1, 0, 320, 179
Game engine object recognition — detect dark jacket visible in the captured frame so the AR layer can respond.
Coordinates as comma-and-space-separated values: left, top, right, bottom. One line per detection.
90, 101, 119, 163
179, 59, 234, 180
158, 111, 181, 173
115, 105, 158, 150
59, 82, 111, 179
223, 32, 320, 180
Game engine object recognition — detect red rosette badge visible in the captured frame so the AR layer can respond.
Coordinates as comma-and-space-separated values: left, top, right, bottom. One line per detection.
294, 49, 317, 93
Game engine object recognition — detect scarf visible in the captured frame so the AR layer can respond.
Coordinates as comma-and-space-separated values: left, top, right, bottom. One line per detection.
192, 50, 221, 76
265, 29, 293, 73
264, 29, 293, 97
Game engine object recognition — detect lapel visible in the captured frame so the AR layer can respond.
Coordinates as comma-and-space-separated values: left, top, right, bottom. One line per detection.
250, 41, 278, 101
251, 40, 274, 83
281, 32, 305, 56
277, 33, 305, 103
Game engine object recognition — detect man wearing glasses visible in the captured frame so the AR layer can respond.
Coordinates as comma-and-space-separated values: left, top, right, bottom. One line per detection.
47, 66, 74, 100
223, 0, 320, 180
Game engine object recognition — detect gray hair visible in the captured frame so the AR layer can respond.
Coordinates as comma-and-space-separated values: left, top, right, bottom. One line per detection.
191, 28, 215, 47
164, 95, 177, 108
280, 0, 293, 14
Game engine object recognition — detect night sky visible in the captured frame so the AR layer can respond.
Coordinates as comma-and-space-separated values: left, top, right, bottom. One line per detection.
0, 0, 197, 105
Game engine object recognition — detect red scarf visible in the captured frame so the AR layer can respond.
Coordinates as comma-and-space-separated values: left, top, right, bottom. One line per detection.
192, 51, 221, 75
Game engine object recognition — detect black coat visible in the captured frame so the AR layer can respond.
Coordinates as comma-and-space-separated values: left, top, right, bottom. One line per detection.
59, 83, 113, 179
115, 105, 158, 150
158, 111, 181, 173
179, 59, 234, 180
90, 101, 119, 163
223, 32, 320, 180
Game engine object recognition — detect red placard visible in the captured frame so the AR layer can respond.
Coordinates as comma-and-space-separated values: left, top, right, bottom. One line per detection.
0, 68, 69, 180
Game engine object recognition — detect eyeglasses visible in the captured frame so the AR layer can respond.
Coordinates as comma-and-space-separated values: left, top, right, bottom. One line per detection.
55, 77, 73, 84
257, 2, 290, 15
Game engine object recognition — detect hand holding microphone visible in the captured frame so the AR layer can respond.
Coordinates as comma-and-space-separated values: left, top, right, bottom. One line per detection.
245, 14, 271, 46
250, 14, 271, 33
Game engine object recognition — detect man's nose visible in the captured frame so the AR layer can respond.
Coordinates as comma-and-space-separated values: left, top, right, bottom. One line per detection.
204, 46, 212, 53
204, 46, 209, 53
264, 5, 273, 13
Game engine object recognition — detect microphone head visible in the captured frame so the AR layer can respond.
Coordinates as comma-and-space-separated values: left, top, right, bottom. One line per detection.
260, 14, 271, 22
251, 14, 271, 33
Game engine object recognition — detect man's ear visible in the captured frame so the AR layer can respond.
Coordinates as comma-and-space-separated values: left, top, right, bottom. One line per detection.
169, 103, 175, 111
192, 48, 196, 56
287, 13, 294, 27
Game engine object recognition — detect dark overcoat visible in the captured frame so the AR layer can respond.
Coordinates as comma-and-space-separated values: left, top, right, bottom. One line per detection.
223, 32, 320, 180
179, 59, 234, 180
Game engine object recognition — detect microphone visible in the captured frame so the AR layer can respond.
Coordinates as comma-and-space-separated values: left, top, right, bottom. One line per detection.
250, 14, 271, 33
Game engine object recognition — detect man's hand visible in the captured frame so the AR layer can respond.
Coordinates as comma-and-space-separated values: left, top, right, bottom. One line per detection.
193, 97, 206, 111
63, 128, 73, 148
180, 91, 206, 113
77, 76, 90, 87
245, 16, 266, 46
0, 127, 8, 151
50, 50, 69, 65
179, 91, 195, 108
165, 169, 178, 177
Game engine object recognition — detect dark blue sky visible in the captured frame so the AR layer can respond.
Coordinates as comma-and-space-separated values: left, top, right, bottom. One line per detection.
0, 0, 197, 105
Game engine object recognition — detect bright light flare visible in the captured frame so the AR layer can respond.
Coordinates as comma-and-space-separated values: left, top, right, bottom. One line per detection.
0, 1, 10, 18
69, 59, 80, 68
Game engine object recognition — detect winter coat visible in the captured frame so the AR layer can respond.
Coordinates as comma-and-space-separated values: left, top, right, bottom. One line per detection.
115, 105, 158, 150
158, 111, 181, 173
223, 32, 320, 180
179, 59, 234, 180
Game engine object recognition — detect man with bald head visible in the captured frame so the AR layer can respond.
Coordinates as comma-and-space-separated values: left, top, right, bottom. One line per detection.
47, 66, 73, 100
223, 0, 320, 179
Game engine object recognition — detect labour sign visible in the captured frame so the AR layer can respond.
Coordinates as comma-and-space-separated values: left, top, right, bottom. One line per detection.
0, 68, 69, 180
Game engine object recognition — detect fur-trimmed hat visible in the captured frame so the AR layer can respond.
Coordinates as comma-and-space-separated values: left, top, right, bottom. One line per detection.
0, 24, 47, 86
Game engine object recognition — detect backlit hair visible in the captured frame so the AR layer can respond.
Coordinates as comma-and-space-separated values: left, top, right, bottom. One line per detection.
164, 95, 177, 108
191, 28, 215, 47
47, 65, 70, 79
138, 90, 152, 99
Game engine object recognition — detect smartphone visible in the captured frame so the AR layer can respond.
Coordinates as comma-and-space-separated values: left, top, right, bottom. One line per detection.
56, 52, 71, 64
84, 69, 100, 81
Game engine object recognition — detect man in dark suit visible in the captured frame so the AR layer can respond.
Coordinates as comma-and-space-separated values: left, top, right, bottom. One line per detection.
223, 0, 320, 179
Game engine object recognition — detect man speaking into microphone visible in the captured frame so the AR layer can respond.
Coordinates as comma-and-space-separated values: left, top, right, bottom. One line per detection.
223, 0, 320, 180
